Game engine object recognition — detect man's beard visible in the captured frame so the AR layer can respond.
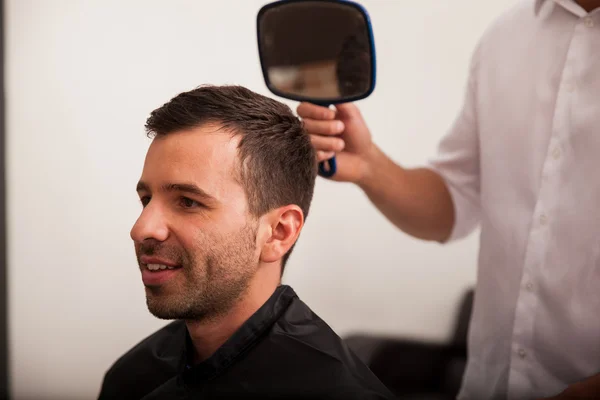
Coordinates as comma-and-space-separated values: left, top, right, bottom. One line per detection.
136, 222, 258, 322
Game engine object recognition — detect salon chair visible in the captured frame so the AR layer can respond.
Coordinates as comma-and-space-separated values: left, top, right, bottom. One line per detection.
344, 288, 474, 400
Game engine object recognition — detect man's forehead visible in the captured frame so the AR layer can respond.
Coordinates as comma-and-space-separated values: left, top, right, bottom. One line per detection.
141, 126, 242, 186
148, 127, 239, 165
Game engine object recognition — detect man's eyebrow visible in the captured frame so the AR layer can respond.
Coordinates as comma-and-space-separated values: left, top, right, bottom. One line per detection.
163, 183, 217, 201
136, 181, 217, 202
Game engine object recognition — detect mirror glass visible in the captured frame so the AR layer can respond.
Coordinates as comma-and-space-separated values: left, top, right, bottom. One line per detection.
257, 0, 374, 103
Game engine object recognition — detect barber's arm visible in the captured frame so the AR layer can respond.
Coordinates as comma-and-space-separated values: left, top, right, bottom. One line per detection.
297, 101, 455, 243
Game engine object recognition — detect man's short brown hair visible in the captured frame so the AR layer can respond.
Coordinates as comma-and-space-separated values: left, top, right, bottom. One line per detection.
144, 85, 317, 273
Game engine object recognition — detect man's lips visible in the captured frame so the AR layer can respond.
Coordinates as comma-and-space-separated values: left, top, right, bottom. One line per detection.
141, 268, 180, 286
139, 256, 182, 286
139, 255, 179, 267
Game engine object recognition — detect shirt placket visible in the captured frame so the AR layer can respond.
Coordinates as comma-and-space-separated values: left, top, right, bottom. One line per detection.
506, 16, 582, 400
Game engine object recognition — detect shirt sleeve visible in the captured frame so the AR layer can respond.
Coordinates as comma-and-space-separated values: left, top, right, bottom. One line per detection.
425, 41, 482, 242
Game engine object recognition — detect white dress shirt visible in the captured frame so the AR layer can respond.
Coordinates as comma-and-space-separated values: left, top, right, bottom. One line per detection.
427, 0, 600, 399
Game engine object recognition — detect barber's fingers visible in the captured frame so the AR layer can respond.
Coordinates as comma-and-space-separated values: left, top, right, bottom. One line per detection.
303, 118, 345, 136
297, 102, 336, 120
310, 134, 345, 152
316, 151, 336, 162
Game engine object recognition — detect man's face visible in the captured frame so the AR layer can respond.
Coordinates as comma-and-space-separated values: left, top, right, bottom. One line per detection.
130, 124, 260, 321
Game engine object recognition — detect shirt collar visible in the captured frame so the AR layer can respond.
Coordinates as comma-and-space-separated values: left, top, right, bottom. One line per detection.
180, 284, 297, 384
535, 0, 588, 17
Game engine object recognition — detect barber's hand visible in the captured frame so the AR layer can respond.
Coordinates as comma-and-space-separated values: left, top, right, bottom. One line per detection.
537, 373, 600, 399
297, 102, 374, 183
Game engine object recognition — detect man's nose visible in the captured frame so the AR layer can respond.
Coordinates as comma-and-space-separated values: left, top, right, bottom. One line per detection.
130, 203, 169, 243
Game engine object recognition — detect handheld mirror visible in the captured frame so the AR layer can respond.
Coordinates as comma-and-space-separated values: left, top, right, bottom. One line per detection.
256, 0, 376, 177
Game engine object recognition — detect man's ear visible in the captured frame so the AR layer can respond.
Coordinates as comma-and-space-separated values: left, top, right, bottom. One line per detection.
259, 205, 304, 264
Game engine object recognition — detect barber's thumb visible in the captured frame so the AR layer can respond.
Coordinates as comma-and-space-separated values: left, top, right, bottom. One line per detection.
335, 102, 362, 121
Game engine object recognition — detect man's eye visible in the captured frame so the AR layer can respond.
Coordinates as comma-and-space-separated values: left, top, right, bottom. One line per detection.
180, 197, 201, 209
140, 196, 151, 207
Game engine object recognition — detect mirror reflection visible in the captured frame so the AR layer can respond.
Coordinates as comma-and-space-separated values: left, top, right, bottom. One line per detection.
258, 1, 373, 102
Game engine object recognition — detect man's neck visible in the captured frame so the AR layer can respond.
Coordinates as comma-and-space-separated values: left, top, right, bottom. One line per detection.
577, 0, 600, 12
185, 270, 279, 364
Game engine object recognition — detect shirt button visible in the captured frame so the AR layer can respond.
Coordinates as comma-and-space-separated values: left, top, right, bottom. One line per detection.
584, 17, 594, 28
518, 349, 526, 358
540, 214, 548, 225
552, 146, 561, 159
526, 282, 533, 291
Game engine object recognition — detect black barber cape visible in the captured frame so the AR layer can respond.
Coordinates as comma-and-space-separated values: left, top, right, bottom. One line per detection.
98, 285, 397, 400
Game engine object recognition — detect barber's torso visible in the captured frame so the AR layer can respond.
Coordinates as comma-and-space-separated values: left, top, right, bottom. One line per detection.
453, 0, 600, 399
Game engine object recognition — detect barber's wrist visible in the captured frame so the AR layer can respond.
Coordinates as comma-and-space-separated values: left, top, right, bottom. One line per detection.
356, 143, 381, 189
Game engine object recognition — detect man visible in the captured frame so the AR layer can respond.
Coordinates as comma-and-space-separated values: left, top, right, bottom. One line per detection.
298, 0, 600, 399
97, 85, 396, 400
